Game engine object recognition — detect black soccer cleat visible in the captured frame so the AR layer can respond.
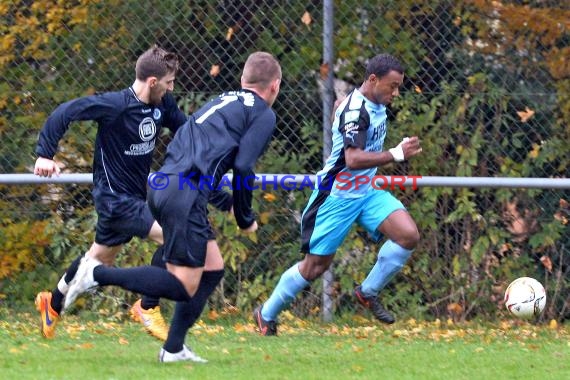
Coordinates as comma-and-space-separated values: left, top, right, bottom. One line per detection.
253, 305, 278, 336
353, 285, 396, 324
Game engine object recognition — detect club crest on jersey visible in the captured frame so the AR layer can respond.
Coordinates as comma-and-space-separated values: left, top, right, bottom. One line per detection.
153, 108, 161, 120
139, 117, 157, 142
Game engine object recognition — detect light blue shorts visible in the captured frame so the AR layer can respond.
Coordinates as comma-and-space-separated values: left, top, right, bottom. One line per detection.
300, 189, 405, 255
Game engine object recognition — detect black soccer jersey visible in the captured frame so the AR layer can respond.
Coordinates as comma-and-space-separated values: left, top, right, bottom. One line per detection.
36, 88, 187, 199
159, 89, 276, 229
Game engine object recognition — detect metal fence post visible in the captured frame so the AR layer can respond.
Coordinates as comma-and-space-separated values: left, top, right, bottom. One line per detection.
321, 0, 335, 323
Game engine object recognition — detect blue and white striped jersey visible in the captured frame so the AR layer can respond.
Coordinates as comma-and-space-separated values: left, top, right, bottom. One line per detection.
316, 88, 388, 198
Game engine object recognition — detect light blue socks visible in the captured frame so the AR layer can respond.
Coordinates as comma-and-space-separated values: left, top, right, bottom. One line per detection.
261, 263, 310, 321
360, 240, 413, 296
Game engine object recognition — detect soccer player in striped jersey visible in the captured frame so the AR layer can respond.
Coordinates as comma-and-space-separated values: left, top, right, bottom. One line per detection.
254, 53, 422, 335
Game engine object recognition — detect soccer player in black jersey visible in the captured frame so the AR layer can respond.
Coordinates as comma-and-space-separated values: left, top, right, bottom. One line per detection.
65, 51, 282, 362
33, 46, 231, 359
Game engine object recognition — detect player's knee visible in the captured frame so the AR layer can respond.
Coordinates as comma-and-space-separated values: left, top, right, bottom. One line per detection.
305, 266, 326, 281
395, 226, 420, 250
299, 257, 332, 281
407, 228, 420, 248
183, 282, 200, 298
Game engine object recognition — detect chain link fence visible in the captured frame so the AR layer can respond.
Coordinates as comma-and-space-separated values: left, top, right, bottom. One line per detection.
1, 1, 568, 323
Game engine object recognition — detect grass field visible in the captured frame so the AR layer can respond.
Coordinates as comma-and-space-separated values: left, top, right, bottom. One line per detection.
0, 307, 568, 380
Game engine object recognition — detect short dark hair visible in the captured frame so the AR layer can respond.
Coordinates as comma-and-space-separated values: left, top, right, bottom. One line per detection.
365, 54, 404, 80
135, 45, 179, 81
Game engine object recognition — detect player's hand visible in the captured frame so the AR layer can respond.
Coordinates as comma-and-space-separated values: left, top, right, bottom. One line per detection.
389, 136, 422, 162
34, 157, 61, 177
240, 220, 258, 234
401, 136, 422, 159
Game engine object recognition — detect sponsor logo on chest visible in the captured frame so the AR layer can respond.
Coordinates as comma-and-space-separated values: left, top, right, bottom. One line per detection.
124, 116, 157, 156
139, 117, 156, 142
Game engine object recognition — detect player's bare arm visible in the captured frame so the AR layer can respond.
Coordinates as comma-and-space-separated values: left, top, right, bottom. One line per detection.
345, 136, 422, 170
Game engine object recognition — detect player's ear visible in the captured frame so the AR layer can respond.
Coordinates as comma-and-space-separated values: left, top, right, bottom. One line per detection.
271, 78, 281, 94
148, 76, 158, 88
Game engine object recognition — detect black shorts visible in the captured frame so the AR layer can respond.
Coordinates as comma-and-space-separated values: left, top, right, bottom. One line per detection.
148, 174, 211, 267
93, 188, 154, 247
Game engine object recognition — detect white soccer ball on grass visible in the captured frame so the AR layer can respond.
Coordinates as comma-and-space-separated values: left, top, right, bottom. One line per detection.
504, 277, 546, 319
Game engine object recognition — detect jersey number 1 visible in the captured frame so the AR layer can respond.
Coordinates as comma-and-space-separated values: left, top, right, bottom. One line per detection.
195, 95, 238, 124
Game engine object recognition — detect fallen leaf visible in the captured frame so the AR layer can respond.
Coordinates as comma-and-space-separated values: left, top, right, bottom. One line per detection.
259, 211, 271, 224
351, 365, 363, 373
319, 62, 329, 80
263, 193, 276, 202
540, 255, 553, 272
247, 232, 258, 243
352, 345, 363, 352
226, 27, 234, 41
222, 305, 239, 315
447, 302, 463, 316
233, 323, 252, 333
516, 107, 535, 122
553, 212, 567, 225
528, 143, 540, 158
118, 337, 129, 345
301, 11, 312, 26
208, 309, 219, 320
210, 64, 220, 77
548, 319, 558, 329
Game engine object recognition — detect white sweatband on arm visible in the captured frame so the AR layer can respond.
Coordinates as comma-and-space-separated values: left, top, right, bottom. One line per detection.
389, 137, 410, 162
389, 145, 405, 162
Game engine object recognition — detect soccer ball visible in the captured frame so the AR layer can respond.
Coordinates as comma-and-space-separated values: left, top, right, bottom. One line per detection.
504, 277, 546, 319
